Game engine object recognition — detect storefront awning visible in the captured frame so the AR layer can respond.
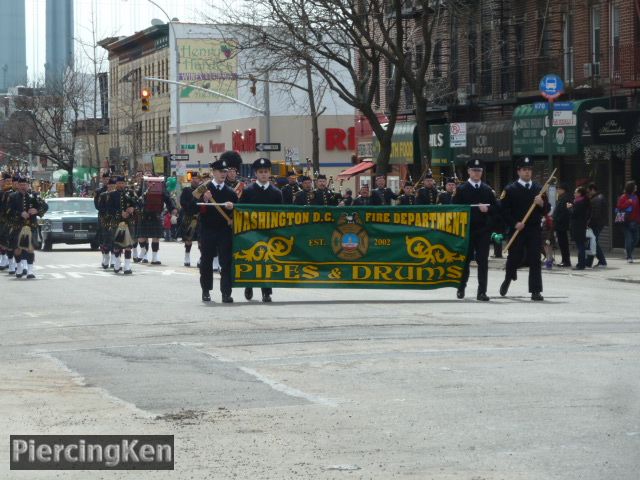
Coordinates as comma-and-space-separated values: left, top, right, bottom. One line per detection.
337, 160, 375, 179
371, 122, 419, 165
512, 97, 610, 156
581, 108, 640, 145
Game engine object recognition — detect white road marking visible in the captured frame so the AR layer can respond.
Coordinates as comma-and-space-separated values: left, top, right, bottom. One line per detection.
239, 366, 338, 407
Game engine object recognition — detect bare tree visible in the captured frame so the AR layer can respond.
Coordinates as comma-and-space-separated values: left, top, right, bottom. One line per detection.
208, 0, 404, 174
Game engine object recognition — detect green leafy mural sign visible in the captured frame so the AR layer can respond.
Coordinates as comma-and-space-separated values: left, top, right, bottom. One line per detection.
232, 205, 471, 289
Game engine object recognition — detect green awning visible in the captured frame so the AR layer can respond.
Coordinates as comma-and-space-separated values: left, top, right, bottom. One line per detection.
429, 124, 451, 166
512, 97, 610, 156
371, 122, 419, 165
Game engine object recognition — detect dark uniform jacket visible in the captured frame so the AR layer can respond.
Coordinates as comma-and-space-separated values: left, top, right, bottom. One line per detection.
342, 196, 354, 206
416, 186, 439, 205
193, 183, 238, 231
310, 188, 338, 206
453, 181, 497, 233
437, 191, 454, 205
93, 185, 107, 210
106, 189, 138, 223
501, 181, 550, 231
293, 189, 315, 206
372, 187, 398, 206
8, 191, 48, 227
398, 194, 417, 205
553, 192, 572, 232
180, 186, 200, 216
281, 183, 301, 204
353, 195, 375, 206
240, 182, 283, 205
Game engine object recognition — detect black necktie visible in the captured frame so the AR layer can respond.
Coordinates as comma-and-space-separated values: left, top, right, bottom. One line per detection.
217, 185, 222, 191
475, 184, 479, 189
263, 185, 267, 191
526, 183, 531, 189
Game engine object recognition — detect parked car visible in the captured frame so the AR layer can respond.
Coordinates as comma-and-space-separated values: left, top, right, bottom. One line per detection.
39, 197, 99, 250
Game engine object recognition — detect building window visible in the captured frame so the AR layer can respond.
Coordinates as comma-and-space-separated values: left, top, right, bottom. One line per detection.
610, 4, 620, 77
591, 6, 601, 67
563, 13, 574, 84
481, 31, 492, 96
432, 41, 442, 78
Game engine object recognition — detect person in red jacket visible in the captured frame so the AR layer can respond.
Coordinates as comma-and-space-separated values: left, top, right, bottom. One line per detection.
616, 181, 640, 263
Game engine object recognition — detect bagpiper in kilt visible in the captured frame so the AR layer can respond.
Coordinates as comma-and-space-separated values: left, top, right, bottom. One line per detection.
136, 176, 174, 265
0, 173, 15, 272
94, 173, 114, 269
106, 176, 138, 274
293, 176, 315, 205
179, 172, 202, 267
7, 175, 48, 279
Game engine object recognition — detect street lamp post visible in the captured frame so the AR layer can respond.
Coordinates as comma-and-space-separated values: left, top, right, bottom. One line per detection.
147, 0, 181, 157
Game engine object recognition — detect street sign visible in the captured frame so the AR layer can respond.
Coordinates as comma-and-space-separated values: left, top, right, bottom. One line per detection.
255, 143, 281, 152
170, 154, 189, 161
539, 74, 564, 101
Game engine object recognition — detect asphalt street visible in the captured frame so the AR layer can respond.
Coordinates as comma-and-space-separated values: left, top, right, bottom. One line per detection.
1, 240, 639, 479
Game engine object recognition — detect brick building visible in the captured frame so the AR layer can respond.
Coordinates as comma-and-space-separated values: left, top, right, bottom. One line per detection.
358, 0, 640, 249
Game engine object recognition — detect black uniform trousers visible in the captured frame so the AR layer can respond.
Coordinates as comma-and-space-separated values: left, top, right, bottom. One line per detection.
505, 227, 544, 293
555, 229, 571, 265
461, 228, 491, 294
199, 226, 232, 296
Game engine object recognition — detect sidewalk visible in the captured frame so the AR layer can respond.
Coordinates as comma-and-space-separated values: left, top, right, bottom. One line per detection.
487, 252, 640, 284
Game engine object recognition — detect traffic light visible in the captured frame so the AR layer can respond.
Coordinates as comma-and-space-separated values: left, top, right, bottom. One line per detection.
141, 88, 151, 111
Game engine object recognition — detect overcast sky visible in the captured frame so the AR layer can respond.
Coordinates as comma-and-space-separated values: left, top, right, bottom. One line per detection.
25, 0, 223, 80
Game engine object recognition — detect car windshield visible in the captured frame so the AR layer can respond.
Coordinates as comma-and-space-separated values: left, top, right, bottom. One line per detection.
47, 200, 97, 214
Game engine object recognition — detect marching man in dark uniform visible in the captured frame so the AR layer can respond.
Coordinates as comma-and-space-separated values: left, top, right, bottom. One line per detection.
106, 175, 138, 274
311, 174, 339, 206
281, 171, 301, 204
7, 175, 48, 279
372, 174, 398, 205
94, 172, 111, 269
353, 184, 374, 206
437, 178, 457, 204
293, 176, 315, 205
398, 181, 417, 205
179, 172, 202, 267
417, 172, 439, 205
0, 172, 14, 272
453, 159, 497, 301
191, 158, 238, 303
136, 176, 174, 265
499, 157, 550, 301
240, 157, 283, 302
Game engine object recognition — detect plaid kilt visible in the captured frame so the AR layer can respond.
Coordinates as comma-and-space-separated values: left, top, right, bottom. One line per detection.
137, 212, 163, 239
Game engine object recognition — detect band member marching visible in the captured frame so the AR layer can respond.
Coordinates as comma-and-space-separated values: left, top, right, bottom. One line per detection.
190, 158, 237, 303
311, 174, 339, 206
7, 175, 48, 279
179, 172, 202, 267
437, 178, 457, 204
239, 157, 283, 302
293, 176, 315, 205
136, 176, 174, 265
0, 172, 14, 271
106, 175, 138, 275
417, 172, 439, 205
499, 157, 550, 301
94, 172, 113, 269
352, 184, 374, 206
281, 171, 301, 204
452, 159, 497, 301
372, 174, 398, 205
398, 181, 417, 205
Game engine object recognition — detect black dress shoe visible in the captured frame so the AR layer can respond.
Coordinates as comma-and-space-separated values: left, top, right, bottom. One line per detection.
184, 263, 190, 267
133, 257, 141, 263
26, 274, 35, 279
222, 295, 233, 303
262, 294, 272, 303
202, 291, 211, 302
142, 259, 149, 264
557, 263, 571, 268
244, 288, 253, 300
531, 292, 544, 301
499, 279, 510, 297
101, 263, 108, 270
456, 287, 465, 299
15, 270, 23, 278
123, 270, 132, 275
113, 268, 121, 274
477, 292, 490, 301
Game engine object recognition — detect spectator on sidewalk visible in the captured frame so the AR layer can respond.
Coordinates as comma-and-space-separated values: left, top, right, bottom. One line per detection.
541, 213, 555, 269
616, 181, 640, 263
568, 186, 590, 270
170, 208, 179, 241
586, 183, 608, 268
553, 182, 572, 267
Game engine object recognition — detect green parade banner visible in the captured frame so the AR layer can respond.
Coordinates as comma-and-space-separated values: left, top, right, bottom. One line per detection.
232, 205, 471, 290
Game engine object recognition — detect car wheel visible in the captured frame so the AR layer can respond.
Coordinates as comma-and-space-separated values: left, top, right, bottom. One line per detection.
43, 239, 53, 251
